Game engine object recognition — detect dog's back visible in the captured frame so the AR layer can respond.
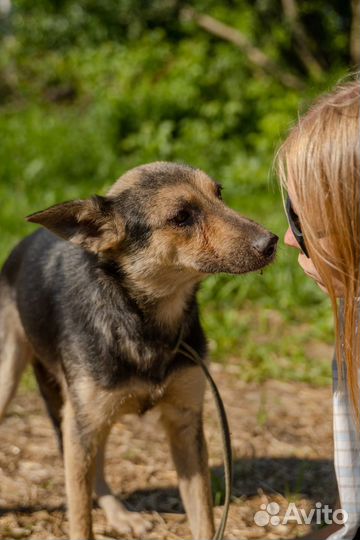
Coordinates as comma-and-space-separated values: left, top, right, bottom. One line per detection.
2, 230, 68, 360
2, 230, 99, 370
0, 231, 45, 420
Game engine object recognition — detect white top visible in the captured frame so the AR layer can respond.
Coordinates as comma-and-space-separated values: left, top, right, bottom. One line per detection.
328, 358, 360, 539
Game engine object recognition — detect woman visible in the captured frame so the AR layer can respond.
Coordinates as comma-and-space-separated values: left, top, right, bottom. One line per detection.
277, 79, 360, 540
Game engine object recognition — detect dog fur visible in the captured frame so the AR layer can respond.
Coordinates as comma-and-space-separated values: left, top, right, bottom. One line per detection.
0, 162, 277, 539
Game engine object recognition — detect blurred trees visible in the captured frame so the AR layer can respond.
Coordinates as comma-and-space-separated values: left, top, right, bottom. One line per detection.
0, 0, 355, 182
3, 1, 356, 71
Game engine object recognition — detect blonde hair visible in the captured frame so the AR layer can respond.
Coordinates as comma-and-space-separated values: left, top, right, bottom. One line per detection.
277, 80, 360, 421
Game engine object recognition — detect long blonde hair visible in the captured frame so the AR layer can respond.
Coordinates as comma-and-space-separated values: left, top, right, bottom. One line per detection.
277, 80, 360, 421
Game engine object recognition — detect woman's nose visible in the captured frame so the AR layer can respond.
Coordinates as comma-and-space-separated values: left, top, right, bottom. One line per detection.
284, 227, 300, 250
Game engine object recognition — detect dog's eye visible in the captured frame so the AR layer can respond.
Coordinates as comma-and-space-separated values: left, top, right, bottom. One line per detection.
215, 183, 223, 200
171, 209, 193, 227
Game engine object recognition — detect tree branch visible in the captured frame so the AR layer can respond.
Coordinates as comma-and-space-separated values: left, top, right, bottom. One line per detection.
281, 0, 323, 79
182, 7, 304, 90
351, 0, 360, 67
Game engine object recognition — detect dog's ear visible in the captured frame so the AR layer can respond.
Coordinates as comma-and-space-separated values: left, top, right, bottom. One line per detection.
27, 196, 125, 254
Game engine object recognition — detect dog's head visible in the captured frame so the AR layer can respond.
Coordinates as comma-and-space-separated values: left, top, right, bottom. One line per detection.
27, 162, 277, 290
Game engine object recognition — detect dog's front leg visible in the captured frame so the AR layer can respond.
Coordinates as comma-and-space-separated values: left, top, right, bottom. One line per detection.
161, 404, 215, 540
94, 433, 152, 536
63, 399, 96, 540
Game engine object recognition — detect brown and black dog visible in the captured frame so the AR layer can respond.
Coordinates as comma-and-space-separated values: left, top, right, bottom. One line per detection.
0, 162, 277, 539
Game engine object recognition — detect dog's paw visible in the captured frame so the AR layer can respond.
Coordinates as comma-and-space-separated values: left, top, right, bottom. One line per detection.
100, 495, 152, 537
107, 511, 152, 537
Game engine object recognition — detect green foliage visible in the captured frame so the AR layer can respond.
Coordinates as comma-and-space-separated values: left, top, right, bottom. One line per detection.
0, 1, 351, 385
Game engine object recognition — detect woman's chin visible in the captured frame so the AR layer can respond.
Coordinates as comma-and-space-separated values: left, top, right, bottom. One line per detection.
298, 255, 320, 280
297, 254, 329, 293
298, 255, 344, 297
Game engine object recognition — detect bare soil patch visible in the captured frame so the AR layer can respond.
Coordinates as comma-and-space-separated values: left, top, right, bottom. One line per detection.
0, 364, 336, 539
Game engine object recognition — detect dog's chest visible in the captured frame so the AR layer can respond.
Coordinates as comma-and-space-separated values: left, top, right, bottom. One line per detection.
77, 376, 169, 428
116, 379, 166, 416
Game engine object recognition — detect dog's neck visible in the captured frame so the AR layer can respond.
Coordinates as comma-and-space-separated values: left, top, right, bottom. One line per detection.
124, 272, 202, 331
102, 259, 203, 333
91, 258, 205, 378
148, 280, 200, 331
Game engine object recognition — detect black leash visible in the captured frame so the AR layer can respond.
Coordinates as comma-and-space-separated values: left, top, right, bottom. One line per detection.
177, 340, 233, 540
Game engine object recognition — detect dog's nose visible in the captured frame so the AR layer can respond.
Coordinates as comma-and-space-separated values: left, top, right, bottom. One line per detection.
253, 234, 278, 257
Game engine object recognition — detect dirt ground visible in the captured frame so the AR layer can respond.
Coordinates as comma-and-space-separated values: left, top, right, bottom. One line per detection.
0, 363, 337, 540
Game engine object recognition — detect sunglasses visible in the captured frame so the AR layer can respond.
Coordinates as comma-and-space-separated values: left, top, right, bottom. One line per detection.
285, 195, 309, 258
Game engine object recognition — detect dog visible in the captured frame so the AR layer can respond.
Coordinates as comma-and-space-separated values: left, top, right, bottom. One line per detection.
0, 162, 277, 539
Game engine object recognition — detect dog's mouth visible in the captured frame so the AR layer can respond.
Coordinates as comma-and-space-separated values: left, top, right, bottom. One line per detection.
196, 256, 276, 276
194, 236, 278, 276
